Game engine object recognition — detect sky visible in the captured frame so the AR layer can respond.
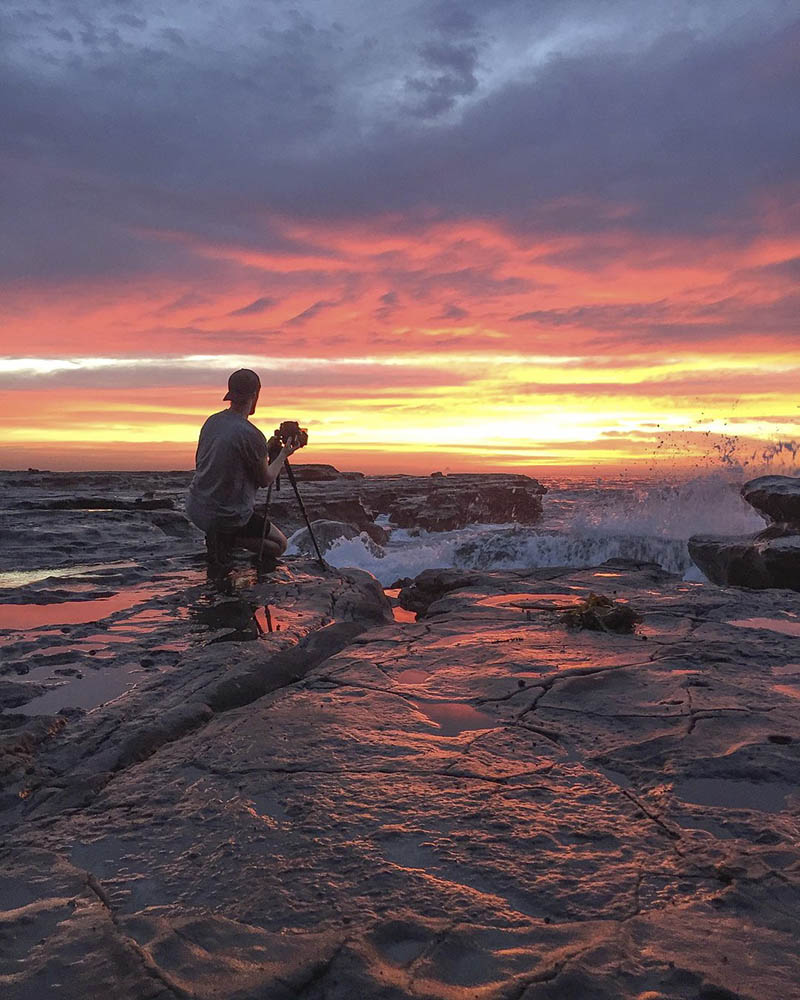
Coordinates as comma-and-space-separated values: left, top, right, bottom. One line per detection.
1, 0, 799, 475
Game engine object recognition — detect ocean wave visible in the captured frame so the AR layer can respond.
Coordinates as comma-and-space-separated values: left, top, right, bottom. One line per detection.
320, 526, 700, 585
318, 474, 766, 585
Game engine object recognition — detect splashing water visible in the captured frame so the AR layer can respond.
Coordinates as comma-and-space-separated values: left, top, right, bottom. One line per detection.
293, 474, 768, 586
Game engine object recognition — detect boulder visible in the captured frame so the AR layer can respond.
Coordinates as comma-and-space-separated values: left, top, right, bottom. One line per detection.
147, 510, 196, 538
688, 475, 800, 591
388, 482, 544, 532
688, 534, 800, 591
562, 593, 642, 633
268, 498, 375, 537
398, 568, 484, 615
742, 475, 800, 525
289, 520, 385, 559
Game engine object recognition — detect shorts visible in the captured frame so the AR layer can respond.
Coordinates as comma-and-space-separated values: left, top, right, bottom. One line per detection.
235, 511, 272, 540
205, 512, 272, 564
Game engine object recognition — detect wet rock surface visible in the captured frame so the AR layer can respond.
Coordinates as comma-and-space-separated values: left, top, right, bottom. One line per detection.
290, 519, 388, 556
269, 469, 546, 535
1, 563, 799, 999
690, 475, 800, 591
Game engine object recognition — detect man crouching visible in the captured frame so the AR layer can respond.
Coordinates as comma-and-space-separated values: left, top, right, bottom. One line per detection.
185, 368, 304, 570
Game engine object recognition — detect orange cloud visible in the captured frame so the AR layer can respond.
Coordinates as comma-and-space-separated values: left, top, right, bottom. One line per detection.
2, 212, 799, 471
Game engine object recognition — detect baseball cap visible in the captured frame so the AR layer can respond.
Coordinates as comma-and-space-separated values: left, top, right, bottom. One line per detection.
223, 368, 261, 400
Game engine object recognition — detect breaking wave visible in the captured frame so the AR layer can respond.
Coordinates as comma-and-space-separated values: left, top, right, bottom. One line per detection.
316, 474, 767, 586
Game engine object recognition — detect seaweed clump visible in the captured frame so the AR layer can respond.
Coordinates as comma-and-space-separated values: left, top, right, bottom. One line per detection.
562, 592, 642, 633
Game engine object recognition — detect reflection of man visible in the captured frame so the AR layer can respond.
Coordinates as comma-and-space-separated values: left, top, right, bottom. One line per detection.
185, 369, 301, 567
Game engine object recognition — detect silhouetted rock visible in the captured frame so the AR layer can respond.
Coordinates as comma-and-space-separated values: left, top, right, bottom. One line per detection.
268, 472, 546, 536
397, 568, 485, 615
742, 475, 800, 525
688, 534, 800, 591
689, 475, 800, 591
291, 464, 364, 482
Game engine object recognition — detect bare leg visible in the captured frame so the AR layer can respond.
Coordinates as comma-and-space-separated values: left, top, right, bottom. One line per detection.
236, 523, 288, 558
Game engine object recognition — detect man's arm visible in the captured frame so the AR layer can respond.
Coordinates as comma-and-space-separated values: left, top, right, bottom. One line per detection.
256, 438, 302, 488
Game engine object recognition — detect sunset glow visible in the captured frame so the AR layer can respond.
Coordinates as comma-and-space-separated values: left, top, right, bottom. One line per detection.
2, 2, 798, 475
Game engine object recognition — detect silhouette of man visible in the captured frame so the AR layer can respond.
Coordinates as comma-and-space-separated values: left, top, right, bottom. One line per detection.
185, 369, 302, 567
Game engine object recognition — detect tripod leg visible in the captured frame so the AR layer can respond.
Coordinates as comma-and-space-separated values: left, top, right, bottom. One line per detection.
284, 459, 326, 568
257, 485, 273, 563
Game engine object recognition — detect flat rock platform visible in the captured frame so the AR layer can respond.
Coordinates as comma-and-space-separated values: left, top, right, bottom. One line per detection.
1, 561, 799, 999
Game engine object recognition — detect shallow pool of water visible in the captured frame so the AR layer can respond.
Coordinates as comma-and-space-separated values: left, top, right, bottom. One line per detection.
395, 668, 430, 685
411, 699, 496, 736
15, 661, 157, 716
674, 777, 797, 813
727, 617, 800, 638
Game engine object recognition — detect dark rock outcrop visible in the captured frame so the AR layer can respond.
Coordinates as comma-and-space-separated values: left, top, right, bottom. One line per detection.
688, 534, 800, 590
269, 467, 547, 545
18, 495, 176, 511
266, 472, 546, 537
397, 568, 486, 615
562, 592, 642, 633
742, 475, 800, 526
268, 497, 375, 536
386, 481, 544, 531
291, 464, 364, 482
290, 519, 387, 557
689, 475, 800, 591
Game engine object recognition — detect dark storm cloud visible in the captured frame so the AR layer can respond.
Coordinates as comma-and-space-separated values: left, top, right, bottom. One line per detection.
0, 0, 797, 284
405, 41, 480, 118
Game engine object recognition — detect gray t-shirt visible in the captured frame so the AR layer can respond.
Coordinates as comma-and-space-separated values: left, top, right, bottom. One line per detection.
185, 409, 268, 533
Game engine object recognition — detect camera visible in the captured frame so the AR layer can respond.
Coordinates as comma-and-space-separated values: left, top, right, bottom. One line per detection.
268, 420, 308, 462
277, 420, 309, 448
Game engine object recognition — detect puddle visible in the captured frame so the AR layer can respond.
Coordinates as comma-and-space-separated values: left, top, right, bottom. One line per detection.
395, 668, 429, 685
674, 816, 734, 840
726, 618, 800, 638
383, 588, 416, 623
673, 777, 797, 813
392, 606, 417, 623
15, 661, 155, 716
0, 589, 157, 630
476, 593, 582, 609
0, 562, 139, 590
411, 699, 496, 736
254, 606, 281, 633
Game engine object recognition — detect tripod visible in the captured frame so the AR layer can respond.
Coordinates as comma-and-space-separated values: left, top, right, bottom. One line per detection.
258, 458, 325, 569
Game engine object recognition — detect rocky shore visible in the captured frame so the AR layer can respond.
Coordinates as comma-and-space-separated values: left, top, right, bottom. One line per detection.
690, 475, 800, 591
2, 558, 799, 999
255, 469, 547, 536
4, 467, 547, 539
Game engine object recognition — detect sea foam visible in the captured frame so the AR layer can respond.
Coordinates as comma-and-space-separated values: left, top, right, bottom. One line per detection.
293, 474, 766, 586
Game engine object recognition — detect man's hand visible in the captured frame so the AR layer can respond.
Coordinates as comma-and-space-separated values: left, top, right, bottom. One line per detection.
283, 434, 305, 457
